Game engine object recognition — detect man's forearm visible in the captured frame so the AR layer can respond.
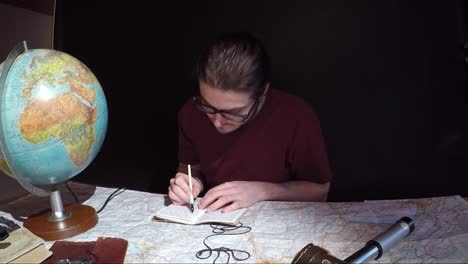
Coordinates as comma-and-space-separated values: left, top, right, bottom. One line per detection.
262, 180, 330, 202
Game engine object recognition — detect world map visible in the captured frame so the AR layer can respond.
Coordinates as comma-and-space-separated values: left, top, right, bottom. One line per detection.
3, 183, 465, 263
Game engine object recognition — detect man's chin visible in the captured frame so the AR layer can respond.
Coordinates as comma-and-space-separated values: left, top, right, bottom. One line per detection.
216, 126, 237, 134
216, 128, 230, 134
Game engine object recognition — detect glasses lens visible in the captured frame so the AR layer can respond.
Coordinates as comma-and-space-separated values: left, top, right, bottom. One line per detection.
192, 96, 251, 122
221, 113, 245, 122
193, 97, 215, 114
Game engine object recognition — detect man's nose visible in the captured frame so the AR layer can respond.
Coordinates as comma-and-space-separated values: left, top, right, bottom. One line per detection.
213, 113, 224, 127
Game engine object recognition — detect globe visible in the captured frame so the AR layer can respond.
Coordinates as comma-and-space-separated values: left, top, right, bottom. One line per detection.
0, 43, 108, 240
0, 48, 108, 188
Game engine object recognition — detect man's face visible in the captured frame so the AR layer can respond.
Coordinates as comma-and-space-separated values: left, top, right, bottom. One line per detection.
198, 81, 256, 134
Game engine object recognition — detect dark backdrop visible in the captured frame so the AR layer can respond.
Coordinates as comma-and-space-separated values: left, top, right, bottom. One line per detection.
54, 0, 468, 201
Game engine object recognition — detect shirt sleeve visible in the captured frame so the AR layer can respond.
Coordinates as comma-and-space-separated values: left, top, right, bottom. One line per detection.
287, 106, 333, 184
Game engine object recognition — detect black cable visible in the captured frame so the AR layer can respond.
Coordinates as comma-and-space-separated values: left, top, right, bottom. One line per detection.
96, 188, 126, 214
65, 181, 126, 214
195, 223, 251, 264
66, 181, 81, 204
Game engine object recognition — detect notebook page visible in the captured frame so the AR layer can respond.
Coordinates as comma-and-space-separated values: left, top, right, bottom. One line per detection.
197, 208, 247, 224
156, 203, 205, 224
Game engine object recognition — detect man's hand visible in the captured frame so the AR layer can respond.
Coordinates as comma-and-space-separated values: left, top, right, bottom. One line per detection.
197, 180, 330, 213
168, 172, 203, 205
198, 181, 268, 213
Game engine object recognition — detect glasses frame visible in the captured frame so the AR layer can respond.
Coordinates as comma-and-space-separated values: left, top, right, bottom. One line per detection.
192, 95, 260, 122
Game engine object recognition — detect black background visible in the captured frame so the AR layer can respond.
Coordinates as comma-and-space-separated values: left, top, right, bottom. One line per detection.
54, 0, 468, 201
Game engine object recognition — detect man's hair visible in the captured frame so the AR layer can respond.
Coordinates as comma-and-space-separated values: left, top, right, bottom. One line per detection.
195, 32, 271, 97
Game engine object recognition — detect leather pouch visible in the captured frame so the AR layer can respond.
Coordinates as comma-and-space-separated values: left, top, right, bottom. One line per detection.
43, 237, 128, 264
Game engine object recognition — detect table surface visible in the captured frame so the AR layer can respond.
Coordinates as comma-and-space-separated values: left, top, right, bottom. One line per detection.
1, 182, 467, 263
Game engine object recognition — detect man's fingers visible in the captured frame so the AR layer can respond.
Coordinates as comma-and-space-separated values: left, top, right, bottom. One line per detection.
199, 189, 222, 209
171, 184, 190, 204
221, 201, 240, 213
192, 178, 204, 197
205, 195, 236, 213
168, 186, 184, 205
169, 172, 202, 205
174, 173, 192, 195
199, 185, 238, 209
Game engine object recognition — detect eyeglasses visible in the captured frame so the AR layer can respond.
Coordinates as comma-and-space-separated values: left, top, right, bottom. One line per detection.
192, 96, 259, 122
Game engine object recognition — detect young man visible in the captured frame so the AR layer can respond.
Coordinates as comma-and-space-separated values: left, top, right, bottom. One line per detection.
168, 32, 332, 213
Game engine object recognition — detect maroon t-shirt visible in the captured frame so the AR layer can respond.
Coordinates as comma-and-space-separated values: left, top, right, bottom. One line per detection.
178, 89, 332, 189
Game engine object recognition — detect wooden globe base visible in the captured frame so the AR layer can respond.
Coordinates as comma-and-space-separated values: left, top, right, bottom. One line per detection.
24, 204, 98, 241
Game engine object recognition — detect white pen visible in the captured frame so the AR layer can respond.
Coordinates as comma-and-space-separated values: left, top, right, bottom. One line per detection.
188, 164, 194, 213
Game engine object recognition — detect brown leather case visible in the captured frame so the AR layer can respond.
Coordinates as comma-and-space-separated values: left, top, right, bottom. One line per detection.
292, 243, 346, 264
43, 237, 128, 264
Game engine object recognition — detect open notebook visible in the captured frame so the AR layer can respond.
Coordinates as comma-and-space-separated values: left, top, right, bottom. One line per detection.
153, 199, 247, 225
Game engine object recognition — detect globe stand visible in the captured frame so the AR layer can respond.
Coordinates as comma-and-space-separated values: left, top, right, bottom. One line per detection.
49, 190, 71, 221
24, 190, 98, 241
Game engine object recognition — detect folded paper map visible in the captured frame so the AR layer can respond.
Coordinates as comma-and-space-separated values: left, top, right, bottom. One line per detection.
0, 227, 52, 263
